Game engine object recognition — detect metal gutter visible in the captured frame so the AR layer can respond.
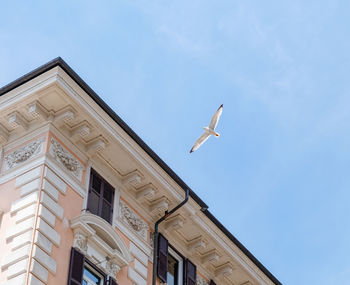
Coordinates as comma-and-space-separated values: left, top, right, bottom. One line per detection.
0, 58, 282, 285
152, 189, 189, 285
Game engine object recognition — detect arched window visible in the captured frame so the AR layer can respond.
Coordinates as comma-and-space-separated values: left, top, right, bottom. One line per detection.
69, 212, 132, 283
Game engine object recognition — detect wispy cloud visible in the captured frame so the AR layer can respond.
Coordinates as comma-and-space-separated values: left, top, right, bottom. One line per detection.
156, 24, 209, 56
129, 0, 214, 57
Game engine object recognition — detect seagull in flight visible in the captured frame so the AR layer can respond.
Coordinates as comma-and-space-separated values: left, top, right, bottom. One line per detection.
190, 104, 223, 153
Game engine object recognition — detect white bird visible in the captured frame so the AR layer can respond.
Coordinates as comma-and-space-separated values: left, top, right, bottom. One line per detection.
190, 104, 223, 153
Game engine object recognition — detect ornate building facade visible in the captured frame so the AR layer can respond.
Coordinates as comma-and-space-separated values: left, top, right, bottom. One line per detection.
0, 58, 281, 285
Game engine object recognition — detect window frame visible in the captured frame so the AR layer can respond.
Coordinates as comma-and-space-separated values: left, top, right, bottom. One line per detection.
157, 233, 187, 285
168, 246, 184, 285
87, 168, 115, 224
68, 247, 120, 285
83, 258, 106, 285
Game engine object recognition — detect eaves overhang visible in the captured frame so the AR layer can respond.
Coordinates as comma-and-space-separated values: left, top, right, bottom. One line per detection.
0, 57, 282, 285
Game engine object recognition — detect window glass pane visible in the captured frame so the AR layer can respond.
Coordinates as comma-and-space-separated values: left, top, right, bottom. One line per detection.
103, 184, 113, 203
101, 200, 111, 223
83, 267, 101, 285
92, 175, 101, 193
167, 254, 178, 285
87, 192, 100, 215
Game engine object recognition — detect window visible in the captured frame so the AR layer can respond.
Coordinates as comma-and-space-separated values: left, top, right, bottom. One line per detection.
82, 265, 103, 285
167, 254, 178, 285
157, 233, 196, 285
167, 248, 183, 285
67, 247, 118, 285
87, 169, 115, 224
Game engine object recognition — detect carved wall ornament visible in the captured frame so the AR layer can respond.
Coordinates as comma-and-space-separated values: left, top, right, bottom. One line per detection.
49, 138, 84, 180
71, 212, 132, 275
149, 232, 154, 261
197, 275, 209, 285
105, 260, 120, 276
4, 139, 43, 170
119, 201, 149, 240
73, 232, 88, 254
150, 232, 154, 248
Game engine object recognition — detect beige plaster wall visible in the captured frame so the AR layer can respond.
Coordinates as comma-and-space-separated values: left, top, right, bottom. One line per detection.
0, 178, 19, 284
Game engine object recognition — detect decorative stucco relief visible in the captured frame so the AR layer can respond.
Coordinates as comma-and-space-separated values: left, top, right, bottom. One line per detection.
4, 139, 43, 170
49, 138, 84, 180
73, 232, 120, 276
119, 201, 149, 241
71, 213, 132, 277
197, 275, 209, 285
106, 260, 120, 276
73, 232, 88, 254
150, 232, 154, 260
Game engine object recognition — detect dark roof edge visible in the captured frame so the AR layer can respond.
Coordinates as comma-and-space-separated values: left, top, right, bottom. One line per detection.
0, 57, 207, 209
0, 58, 282, 285
0, 57, 63, 96
203, 209, 282, 285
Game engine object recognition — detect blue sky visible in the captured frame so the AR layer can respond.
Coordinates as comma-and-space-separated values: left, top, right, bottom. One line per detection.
1, 1, 350, 284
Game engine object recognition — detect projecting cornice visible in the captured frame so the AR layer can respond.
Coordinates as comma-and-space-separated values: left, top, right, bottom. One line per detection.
0, 58, 281, 285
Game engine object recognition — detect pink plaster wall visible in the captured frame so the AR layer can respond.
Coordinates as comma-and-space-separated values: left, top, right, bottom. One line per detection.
0, 123, 158, 285
117, 265, 133, 285
46, 184, 83, 285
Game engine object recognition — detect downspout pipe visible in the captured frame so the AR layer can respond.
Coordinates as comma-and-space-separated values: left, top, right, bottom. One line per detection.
152, 189, 190, 285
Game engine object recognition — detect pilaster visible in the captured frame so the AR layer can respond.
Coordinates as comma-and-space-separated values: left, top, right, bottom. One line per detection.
0, 161, 66, 285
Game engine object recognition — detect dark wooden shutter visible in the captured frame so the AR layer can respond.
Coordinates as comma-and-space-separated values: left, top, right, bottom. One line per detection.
209, 280, 217, 285
67, 247, 85, 285
185, 259, 196, 285
157, 233, 168, 283
87, 169, 115, 224
101, 183, 114, 223
87, 170, 102, 216
108, 276, 118, 285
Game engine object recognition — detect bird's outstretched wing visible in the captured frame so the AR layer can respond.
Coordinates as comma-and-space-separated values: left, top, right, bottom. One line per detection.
190, 132, 211, 153
209, 104, 223, 130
